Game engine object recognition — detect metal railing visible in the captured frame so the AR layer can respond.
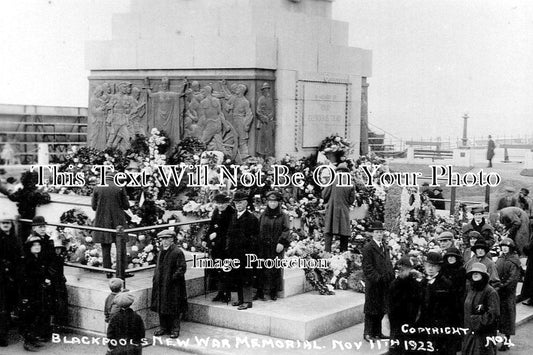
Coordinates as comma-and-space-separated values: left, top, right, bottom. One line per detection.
18, 217, 211, 287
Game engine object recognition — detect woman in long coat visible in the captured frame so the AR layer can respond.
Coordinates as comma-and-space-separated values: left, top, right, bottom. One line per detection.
495, 238, 521, 351
91, 173, 130, 271
462, 262, 500, 355
321, 163, 356, 252
255, 191, 291, 301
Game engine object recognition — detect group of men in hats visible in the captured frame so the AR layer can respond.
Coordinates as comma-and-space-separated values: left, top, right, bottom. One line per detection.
0, 212, 69, 351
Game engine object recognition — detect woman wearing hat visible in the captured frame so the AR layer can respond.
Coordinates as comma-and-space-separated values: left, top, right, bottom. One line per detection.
255, 191, 290, 301
431, 187, 445, 210
462, 262, 500, 355
0, 210, 22, 347
442, 247, 466, 352
107, 291, 145, 355
20, 236, 53, 351
465, 239, 501, 290
495, 238, 521, 351
49, 238, 69, 332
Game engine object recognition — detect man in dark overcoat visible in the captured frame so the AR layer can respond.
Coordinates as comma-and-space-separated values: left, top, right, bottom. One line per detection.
362, 221, 394, 341
205, 193, 234, 302
0, 211, 22, 347
486, 135, 495, 168
322, 163, 356, 252
91, 173, 130, 275
417, 252, 455, 355
225, 191, 259, 310
151, 229, 187, 338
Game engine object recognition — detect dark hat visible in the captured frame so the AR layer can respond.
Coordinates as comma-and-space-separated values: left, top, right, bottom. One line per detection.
500, 238, 516, 249
466, 262, 489, 277
368, 221, 385, 231
233, 190, 249, 202
425, 251, 443, 265
266, 191, 282, 201
437, 231, 454, 241
471, 207, 485, 215
444, 247, 461, 259
433, 186, 443, 192
336, 162, 350, 172
520, 188, 530, 196
25, 235, 42, 245
471, 239, 490, 253
157, 229, 176, 239
396, 255, 413, 269
32, 216, 46, 226
213, 193, 231, 203
467, 230, 482, 239
114, 291, 135, 308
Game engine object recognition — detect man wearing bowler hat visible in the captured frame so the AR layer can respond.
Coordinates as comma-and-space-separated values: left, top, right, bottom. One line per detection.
361, 221, 394, 342
151, 229, 187, 338
206, 193, 235, 302
225, 190, 259, 310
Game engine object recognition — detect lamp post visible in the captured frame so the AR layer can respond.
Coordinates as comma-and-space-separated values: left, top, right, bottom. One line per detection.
461, 113, 469, 147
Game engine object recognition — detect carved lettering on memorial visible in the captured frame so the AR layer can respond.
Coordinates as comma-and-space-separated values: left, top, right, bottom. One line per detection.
255, 82, 275, 157
106, 81, 136, 152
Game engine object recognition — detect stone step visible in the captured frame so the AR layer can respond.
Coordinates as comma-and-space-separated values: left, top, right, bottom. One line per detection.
187, 290, 365, 341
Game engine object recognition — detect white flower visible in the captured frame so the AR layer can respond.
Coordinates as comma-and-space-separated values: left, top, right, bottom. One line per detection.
85, 236, 93, 243
131, 245, 139, 252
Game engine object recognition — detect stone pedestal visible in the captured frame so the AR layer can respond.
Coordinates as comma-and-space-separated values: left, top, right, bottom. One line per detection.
85, 0, 371, 159
453, 148, 474, 167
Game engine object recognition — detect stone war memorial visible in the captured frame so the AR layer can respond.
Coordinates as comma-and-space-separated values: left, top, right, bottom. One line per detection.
60, 0, 374, 342
86, 0, 371, 161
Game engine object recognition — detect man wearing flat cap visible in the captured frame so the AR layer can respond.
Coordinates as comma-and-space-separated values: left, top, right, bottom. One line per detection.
436, 231, 454, 252
225, 190, 259, 310
361, 221, 394, 342
462, 207, 495, 248
417, 252, 455, 355
151, 229, 187, 338
206, 193, 235, 302
107, 291, 145, 355
499, 206, 530, 256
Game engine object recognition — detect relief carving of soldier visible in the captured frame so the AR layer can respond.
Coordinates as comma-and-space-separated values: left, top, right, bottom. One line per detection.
106, 81, 136, 152
230, 84, 254, 158
198, 85, 225, 151
88, 85, 109, 150
183, 88, 202, 139
129, 86, 147, 137
255, 82, 275, 157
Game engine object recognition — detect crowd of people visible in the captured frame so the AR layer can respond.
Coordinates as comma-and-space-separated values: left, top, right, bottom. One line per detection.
362, 187, 533, 355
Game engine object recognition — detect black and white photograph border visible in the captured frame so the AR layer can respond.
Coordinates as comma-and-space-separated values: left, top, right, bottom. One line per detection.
0, 0, 532, 354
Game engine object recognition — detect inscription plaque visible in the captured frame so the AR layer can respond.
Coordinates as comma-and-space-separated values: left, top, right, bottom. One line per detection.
302, 82, 347, 148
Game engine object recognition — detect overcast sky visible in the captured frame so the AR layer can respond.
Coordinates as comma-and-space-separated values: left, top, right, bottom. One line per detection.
0, 0, 531, 141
